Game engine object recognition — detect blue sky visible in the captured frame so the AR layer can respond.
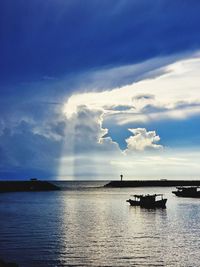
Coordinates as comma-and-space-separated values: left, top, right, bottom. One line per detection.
1, 1, 200, 180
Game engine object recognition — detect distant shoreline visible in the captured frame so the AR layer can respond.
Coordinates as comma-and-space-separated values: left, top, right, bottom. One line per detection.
0, 180, 200, 192
0, 180, 60, 193
104, 180, 200, 187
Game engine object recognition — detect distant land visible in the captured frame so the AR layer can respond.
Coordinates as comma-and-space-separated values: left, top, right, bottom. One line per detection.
104, 180, 200, 187
0, 180, 60, 193
1, 179, 200, 192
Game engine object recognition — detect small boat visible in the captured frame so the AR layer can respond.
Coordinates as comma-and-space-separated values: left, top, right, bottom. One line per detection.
172, 186, 200, 198
126, 194, 167, 208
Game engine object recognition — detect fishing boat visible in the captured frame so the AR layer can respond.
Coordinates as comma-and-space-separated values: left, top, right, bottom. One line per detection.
126, 194, 167, 208
172, 186, 200, 198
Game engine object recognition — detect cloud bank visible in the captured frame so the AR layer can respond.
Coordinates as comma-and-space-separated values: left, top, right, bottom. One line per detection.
1, 53, 200, 179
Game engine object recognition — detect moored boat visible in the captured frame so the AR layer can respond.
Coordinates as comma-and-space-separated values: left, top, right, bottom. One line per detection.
172, 186, 200, 198
126, 194, 167, 208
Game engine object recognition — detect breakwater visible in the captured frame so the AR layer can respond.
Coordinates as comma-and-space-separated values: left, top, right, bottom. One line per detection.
104, 180, 200, 187
0, 180, 60, 192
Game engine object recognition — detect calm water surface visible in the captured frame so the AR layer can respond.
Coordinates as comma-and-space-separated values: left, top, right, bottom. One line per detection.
0, 184, 200, 267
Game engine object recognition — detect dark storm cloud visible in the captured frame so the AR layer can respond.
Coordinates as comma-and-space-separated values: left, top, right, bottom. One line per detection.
0, 106, 120, 178
1, 0, 200, 85
0, 121, 62, 178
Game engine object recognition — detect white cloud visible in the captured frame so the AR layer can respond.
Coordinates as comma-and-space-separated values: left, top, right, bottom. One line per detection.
125, 128, 163, 152
67, 105, 120, 153
63, 52, 200, 125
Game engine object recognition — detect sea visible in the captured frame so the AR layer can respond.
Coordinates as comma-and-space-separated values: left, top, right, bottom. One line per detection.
0, 181, 200, 267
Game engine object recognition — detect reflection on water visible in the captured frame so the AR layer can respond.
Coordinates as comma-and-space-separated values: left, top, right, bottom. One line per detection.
0, 187, 200, 266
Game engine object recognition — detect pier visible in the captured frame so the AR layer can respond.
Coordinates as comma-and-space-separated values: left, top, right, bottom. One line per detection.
104, 180, 200, 187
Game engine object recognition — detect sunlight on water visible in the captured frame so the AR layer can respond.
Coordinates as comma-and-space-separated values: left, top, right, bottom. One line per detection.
0, 186, 200, 266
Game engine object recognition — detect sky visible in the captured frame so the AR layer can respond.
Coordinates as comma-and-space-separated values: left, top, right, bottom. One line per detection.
1, 0, 200, 180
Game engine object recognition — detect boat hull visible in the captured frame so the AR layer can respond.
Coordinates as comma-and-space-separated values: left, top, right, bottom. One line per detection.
172, 191, 200, 198
126, 198, 167, 208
